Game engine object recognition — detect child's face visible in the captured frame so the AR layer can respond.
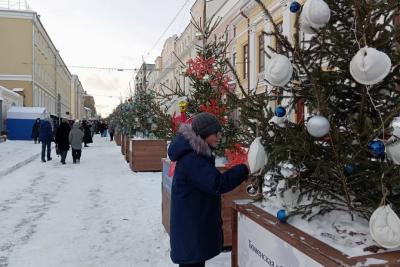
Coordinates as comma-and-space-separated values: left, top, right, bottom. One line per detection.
205, 132, 222, 148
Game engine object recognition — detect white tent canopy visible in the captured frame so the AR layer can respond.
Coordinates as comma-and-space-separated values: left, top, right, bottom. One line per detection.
7, 107, 48, 120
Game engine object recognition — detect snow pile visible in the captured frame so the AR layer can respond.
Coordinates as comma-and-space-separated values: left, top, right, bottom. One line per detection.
0, 136, 230, 266
255, 197, 400, 257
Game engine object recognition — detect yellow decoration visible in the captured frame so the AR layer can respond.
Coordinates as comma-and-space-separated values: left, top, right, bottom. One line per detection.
179, 101, 188, 113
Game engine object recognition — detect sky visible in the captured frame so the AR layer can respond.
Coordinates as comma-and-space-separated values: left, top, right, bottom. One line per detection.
26, 0, 196, 117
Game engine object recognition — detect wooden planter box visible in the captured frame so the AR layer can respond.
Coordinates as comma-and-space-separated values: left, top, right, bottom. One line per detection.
124, 136, 130, 163
161, 158, 250, 248
231, 203, 400, 267
115, 133, 121, 146
121, 135, 126, 155
129, 139, 167, 172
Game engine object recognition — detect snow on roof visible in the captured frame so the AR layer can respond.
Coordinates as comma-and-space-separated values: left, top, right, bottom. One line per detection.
7, 107, 48, 120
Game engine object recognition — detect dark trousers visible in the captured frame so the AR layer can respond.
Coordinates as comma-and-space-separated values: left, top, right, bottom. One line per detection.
41, 141, 51, 160
109, 132, 114, 141
60, 150, 68, 163
33, 137, 39, 143
179, 263, 205, 267
72, 149, 82, 163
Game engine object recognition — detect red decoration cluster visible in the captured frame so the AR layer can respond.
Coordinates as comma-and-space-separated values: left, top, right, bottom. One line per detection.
186, 56, 232, 95
199, 99, 226, 124
171, 112, 188, 134
210, 72, 232, 94
225, 144, 248, 169
186, 56, 215, 80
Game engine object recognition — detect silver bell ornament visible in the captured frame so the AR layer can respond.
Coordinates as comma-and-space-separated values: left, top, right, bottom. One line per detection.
246, 184, 259, 197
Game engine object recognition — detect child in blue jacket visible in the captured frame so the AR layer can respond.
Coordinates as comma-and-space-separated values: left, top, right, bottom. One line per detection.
168, 112, 249, 267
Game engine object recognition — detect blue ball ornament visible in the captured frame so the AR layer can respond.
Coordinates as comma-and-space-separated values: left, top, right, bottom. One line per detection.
275, 106, 286, 117
368, 140, 385, 157
344, 164, 355, 175
277, 209, 287, 223
290, 1, 301, 13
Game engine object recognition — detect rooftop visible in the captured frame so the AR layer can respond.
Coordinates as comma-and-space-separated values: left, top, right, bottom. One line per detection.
0, 0, 31, 11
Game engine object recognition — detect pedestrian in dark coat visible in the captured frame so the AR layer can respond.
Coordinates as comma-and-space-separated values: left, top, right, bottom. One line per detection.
81, 121, 93, 147
55, 119, 71, 164
31, 118, 41, 144
168, 113, 249, 267
39, 119, 53, 162
108, 123, 115, 141
69, 122, 84, 163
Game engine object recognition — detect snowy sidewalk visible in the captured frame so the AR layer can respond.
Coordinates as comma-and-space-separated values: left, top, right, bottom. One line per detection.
0, 140, 45, 177
0, 135, 230, 267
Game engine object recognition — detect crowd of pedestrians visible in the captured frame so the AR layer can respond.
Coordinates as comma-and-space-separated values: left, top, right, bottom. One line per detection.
31, 118, 113, 165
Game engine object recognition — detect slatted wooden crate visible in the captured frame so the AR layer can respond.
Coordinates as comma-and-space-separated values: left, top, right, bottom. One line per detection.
115, 133, 121, 146
121, 135, 126, 155
231, 203, 400, 267
129, 140, 167, 172
124, 136, 130, 162
161, 158, 249, 248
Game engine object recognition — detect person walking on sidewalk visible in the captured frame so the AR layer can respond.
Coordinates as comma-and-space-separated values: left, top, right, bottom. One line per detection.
108, 123, 115, 141
31, 118, 40, 144
55, 119, 71, 165
69, 122, 84, 164
167, 112, 250, 267
81, 121, 92, 147
39, 118, 53, 162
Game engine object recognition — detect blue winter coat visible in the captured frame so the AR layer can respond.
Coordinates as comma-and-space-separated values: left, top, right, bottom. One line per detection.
168, 124, 249, 264
39, 120, 53, 143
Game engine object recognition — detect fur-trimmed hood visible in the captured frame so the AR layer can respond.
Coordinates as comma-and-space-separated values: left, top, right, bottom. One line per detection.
168, 124, 212, 161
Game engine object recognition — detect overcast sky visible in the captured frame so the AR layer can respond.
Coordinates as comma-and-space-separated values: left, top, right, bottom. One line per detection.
27, 0, 196, 117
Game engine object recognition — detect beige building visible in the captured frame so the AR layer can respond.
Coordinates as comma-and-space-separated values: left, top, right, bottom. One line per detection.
134, 63, 155, 92
0, 6, 73, 119
231, 0, 304, 122
149, 0, 228, 98
71, 75, 85, 120
150, 34, 178, 97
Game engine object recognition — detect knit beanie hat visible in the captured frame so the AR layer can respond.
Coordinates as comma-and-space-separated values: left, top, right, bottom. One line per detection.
192, 112, 222, 139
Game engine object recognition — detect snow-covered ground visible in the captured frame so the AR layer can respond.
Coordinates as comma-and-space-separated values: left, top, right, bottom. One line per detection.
0, 135, 230, 267
0, 140, 43, 177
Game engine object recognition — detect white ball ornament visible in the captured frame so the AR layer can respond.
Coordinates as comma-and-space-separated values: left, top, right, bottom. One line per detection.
369, 205, 400, 249
306, 115, 330, 138
265, 54, 293, 87
248, 137, 268, 174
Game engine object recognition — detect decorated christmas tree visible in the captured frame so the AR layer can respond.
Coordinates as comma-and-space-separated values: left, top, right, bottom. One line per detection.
172, 14, 244, 156
108, 89, 171, 139
232, 0, 400, 232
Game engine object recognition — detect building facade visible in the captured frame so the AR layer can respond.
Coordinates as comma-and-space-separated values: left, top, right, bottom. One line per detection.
134, 63, 155, 92
71, 75, 85, 120
227, 0, 304, 122
149, 0, 228, 99
0, 6, 73, 119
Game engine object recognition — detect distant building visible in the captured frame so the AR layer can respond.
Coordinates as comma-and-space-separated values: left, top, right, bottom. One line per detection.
71, 75, 85, 120
83, 94, 97, 118
134, 63, 156, 93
